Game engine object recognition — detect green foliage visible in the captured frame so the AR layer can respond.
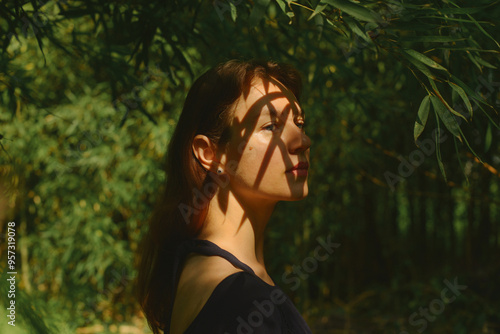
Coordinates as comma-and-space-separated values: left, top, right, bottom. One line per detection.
414, 95, 431, 143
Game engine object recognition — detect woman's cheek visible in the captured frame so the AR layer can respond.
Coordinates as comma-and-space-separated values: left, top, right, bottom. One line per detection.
253, 131, 275, 145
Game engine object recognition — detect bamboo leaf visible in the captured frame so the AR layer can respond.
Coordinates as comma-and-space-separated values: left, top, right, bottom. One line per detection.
276, 0, 287, 13
403, 51, 435, 79
343, 16, 372, 43
466, 51, 483, 71
476, 103, 500, 131
433, 110, 448, 182
430, 95, 462, 142
485, 122, 492, 152
437, 153, 447, 181
466, 13, 500, 49
449, 82, 473, 118
451, 75, 489, 106
404, 49, 448, 72
474, 56, 497, 69
414, 95, 431, 143
429, 79, 467, 122
230, 2, 238, 22
321, 0, 382, 23
309, 3, 327, 20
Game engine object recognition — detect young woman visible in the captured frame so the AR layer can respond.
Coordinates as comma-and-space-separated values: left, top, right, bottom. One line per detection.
136, 59, 312, 333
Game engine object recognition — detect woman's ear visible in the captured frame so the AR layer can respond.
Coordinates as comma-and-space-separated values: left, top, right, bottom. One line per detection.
192, 134, 217, 172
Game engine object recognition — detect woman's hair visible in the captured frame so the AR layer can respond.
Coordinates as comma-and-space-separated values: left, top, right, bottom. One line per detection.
135, 59, 302, 333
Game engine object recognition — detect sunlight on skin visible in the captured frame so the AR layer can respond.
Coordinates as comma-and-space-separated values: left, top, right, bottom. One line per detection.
221, 76, 311, 202
191, 75, 312, 289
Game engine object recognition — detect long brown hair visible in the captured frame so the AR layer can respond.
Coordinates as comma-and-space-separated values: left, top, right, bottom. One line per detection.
135, 59, 302, 333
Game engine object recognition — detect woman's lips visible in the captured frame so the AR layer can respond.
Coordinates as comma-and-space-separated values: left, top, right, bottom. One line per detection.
286, 168, 308, 176
286, 162, 309, 176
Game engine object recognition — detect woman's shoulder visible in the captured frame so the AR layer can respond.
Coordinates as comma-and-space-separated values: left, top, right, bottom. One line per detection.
170, 253, 284, 334
183, 270, 312, 334
169, 253, 245, 334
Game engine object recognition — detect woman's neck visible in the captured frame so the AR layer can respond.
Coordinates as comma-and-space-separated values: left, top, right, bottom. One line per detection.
196, 189, 277, 271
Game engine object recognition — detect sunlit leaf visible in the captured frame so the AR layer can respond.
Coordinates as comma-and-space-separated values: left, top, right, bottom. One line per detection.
404, 49, 449, 72
309, 3, 328, 20
275, 0, 287, 13
230, 2, 237, 22
429, 79, 467, 122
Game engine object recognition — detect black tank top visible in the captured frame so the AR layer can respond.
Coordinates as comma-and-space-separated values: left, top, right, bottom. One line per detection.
168, 238, 313, 333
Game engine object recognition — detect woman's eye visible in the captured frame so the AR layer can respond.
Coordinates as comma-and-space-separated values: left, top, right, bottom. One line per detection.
263, 123, 278, 131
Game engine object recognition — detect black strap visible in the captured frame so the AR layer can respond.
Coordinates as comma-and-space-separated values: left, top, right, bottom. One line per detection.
168, 239, 257, 331
172, 239, 256, 288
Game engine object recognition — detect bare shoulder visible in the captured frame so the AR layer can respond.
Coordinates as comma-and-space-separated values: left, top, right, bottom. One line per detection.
169, 253, 244, 334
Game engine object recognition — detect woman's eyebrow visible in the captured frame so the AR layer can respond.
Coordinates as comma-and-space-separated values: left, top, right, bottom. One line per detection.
261, 106, 280, 118
246, 105, 279, 123
257, 105, 305, 120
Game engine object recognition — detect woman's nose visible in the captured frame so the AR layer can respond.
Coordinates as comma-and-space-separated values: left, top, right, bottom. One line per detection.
288, 124, 311, 154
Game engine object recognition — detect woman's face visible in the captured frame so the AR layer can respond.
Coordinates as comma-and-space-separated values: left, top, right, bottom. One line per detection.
220, 77, 311, 203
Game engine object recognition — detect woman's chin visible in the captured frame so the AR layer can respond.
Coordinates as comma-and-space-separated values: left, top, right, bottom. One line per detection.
286, 186, 309, 201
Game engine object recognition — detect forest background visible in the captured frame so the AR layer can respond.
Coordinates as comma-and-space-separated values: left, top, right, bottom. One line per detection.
0, 0, 499, 333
